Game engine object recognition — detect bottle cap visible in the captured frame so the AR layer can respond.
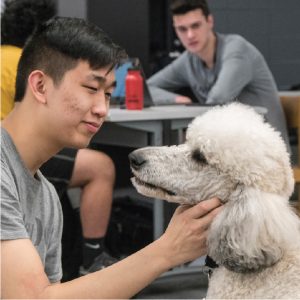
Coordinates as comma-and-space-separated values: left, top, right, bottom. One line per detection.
127, 66, 140, 71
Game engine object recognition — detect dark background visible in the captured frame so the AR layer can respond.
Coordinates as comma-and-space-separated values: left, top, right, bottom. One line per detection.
57, 0, 300, 90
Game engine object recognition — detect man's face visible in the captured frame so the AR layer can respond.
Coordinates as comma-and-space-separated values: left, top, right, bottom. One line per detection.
173, 8, 214, 55
46, 60, 116, 149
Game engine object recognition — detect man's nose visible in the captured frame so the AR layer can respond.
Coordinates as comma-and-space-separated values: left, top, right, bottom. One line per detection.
186, 28, 195, 39
92, 94, 108, 117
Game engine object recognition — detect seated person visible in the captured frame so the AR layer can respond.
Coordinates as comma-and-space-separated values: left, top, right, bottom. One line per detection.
147, 0, 290, 149
1, 16, 222, 298
1, 0, 117, 275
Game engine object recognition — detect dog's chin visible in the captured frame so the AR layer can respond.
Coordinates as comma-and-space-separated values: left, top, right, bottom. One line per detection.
131, 177, 189, 204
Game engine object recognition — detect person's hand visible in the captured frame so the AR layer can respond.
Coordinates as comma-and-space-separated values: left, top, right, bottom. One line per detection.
158, 198, 222, 268
175, 95, 192, 104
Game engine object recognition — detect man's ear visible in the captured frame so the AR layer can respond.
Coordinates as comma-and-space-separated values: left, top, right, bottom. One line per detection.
207, 14, 214, 29
28, 70, 48, 104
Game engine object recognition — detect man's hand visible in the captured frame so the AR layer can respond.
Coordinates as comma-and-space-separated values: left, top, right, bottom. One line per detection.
175, 95, 192, 104
159, 197, 222, 267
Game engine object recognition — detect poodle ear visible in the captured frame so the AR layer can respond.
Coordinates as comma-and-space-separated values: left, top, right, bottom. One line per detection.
208, 186, 299, 273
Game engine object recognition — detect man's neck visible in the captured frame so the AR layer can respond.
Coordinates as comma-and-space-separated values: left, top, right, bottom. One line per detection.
2, 105, 62, 176
197, 32, 217, 69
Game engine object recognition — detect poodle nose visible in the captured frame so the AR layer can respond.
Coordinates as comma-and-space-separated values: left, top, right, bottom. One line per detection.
129, 151, 147, 170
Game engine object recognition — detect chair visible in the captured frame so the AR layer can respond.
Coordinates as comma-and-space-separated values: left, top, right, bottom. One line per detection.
280, 94, 300, 215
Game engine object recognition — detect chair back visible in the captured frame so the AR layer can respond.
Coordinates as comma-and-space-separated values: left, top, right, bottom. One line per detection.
280, 94, 300, 215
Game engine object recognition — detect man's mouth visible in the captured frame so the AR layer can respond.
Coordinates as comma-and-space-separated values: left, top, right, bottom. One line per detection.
132, 176, 177, 196
84, 121, 101, 133
188, 41, 198, 47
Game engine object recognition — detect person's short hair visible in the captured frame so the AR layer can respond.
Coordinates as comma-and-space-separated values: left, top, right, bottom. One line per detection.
170, 0, 211, 18
1, 0, 56, 47
15, 17, 127, 102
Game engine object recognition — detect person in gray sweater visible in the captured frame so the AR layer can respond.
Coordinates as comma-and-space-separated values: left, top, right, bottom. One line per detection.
147, 0, 289, 148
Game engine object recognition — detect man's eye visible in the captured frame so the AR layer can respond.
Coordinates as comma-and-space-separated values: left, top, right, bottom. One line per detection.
83, 85, 98, 92
177, 27, 187, 33
191, 23, 200, 30
105, 93, 112, 100
88, 87, 98, 92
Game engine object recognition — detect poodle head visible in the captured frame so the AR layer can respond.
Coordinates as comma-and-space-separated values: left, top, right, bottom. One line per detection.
130, 103, 299, 273
185, 103, 294, 198
130, 103, 293, 204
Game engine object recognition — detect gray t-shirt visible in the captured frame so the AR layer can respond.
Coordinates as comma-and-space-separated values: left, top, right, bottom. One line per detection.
147, 33, 289, 148
1, 127, 63, 283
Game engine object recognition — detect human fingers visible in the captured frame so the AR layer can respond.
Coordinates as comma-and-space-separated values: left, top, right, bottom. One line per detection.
167, 202, 222, 241
162, 210, 210, 258
167, 204, 191, 229
175, 96, 192, 104
194, 205, 223, 232
173, 204, 192, 215
184, 197, 222, 219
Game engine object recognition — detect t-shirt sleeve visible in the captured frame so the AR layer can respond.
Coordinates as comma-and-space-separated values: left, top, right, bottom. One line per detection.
1, 162, 29, 240
45, 235, 63, 283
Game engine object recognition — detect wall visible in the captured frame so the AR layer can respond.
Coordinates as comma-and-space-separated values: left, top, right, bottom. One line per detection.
87, 0, 150, 76
56, 0, 150, 75
57, 0, 87, 19
209, 0, 300, 90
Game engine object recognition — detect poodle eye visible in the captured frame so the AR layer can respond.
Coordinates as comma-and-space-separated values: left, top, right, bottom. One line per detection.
192, 150, 207, 164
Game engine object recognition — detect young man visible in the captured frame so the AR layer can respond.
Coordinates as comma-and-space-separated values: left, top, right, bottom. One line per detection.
1, 0, 117, 274
147, 0, 290, 148
1, 17, 222, 298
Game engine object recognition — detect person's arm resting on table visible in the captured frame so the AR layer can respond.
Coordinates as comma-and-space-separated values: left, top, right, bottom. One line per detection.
147, 53, 192, 105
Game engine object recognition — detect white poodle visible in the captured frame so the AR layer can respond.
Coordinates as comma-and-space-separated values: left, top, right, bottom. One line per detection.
129, 103, 300, 299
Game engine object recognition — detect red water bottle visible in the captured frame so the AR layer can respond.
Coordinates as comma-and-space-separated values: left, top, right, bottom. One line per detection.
125, 67, 144, 110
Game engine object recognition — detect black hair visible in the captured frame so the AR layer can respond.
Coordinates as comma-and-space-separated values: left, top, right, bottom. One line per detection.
15, 17, 127, 101
170, 0, 211, 18
1, 0, 56, 47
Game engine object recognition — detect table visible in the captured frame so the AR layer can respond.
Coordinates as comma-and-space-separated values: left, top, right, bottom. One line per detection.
93, 105, 267, 239
94, 105, 224, 148
279, 91, 300, 97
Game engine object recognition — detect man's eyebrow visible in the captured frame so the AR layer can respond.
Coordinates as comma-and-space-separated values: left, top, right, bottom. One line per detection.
175, 20, 201, 29
86, 74, 106, 84
86, 74, 116, 89
110, 80, 117, 88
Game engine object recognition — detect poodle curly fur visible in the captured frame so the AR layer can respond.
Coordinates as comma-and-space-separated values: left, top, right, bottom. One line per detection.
130, 103, 300, 299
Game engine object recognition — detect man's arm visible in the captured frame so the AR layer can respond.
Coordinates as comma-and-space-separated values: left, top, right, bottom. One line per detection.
148, 86, 192, 105
1, 239, 52, 298
147, 52, 192, 105
206, 52, 253, 105
1, 198, 222, 299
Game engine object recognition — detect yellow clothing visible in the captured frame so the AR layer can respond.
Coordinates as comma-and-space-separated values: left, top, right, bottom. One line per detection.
1, 45, 22, 120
